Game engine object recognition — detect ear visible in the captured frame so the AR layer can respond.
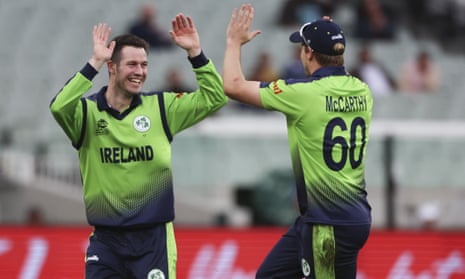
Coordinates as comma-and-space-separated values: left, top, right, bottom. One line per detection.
303, 46, 313, 60
107, 60, 115, 74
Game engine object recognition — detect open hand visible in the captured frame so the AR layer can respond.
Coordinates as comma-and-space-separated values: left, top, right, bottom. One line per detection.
89, 23, 115, 70
226, 4, 261, 46
170, 13, 201, 57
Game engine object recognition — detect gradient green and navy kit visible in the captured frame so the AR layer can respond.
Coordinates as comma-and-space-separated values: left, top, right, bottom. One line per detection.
50, 52, 227, 278
256, 66, 373, 279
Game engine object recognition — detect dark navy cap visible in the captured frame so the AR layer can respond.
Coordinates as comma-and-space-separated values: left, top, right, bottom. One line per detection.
289, 19, 345, 56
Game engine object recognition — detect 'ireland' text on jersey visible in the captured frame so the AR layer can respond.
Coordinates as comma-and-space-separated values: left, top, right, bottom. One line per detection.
99, 145, 154, 163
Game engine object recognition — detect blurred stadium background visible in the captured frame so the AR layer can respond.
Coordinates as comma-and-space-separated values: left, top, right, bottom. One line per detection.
1, 0, 465, 277
1, 0, 464, 229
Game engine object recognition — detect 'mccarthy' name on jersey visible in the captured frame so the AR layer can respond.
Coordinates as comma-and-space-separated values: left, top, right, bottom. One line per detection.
99, 145, 154, 163
326, 95, 368, 113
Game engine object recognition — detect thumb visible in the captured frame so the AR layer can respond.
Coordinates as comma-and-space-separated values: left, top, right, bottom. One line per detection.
108, 40, 116, 53
249, 30, 261, 41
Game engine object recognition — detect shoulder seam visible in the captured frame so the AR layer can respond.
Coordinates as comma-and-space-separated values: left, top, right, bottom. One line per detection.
73, 98, 87, 149
157, 93, 173, 142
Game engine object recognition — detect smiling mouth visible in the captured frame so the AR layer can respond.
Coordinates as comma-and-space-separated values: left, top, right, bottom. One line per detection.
129, 78, 143, 85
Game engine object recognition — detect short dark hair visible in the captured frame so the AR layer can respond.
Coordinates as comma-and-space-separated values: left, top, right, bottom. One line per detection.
110, 34, 149, 63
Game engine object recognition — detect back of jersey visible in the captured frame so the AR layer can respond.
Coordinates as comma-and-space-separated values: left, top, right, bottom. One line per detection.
260, 67, 373, 225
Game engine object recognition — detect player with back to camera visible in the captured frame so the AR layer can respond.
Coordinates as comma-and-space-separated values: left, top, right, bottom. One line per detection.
223, 4, 373, 279
50, 13, 227, 279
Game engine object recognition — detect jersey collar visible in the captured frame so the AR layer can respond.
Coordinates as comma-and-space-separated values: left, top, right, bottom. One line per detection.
96, 86, 142, 119
311, 66, 348, 79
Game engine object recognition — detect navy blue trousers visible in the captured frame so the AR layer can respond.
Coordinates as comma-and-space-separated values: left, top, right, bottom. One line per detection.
256, 217, 370, 279
85, 222, 176, 279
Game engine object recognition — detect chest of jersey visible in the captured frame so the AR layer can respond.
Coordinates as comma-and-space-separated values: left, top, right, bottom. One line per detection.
81, 98, 171, 168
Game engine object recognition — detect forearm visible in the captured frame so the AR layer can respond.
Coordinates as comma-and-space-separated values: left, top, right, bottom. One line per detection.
51, 63, 96, 111
222, 42, 262, 106
190, 52, 227, 110
164, 53, 227, 134
222, 42, 246, 98
50, 64, 96, 143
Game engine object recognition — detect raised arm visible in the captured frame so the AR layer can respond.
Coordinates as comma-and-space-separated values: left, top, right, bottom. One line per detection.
222, 4, 263, 107
50, 23, 115, 146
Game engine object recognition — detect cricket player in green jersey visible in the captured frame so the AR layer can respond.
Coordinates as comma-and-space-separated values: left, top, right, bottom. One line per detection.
223, 4, 372, 279
50, 14, 227, 279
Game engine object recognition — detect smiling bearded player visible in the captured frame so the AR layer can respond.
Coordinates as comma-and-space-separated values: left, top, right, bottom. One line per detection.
50, 14, 227, 278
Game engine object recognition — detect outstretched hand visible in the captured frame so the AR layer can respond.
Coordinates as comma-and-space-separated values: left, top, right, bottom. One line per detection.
226, 4, 261, 46
170, 13, 201, 57
89, 23, 115, 71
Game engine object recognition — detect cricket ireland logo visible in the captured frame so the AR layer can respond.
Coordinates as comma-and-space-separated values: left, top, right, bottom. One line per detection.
147, 269, 165, 279
134, 115, 151, 132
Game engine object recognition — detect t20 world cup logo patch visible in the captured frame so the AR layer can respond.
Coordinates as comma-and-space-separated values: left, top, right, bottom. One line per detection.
133, 115, 151, 132
96, 119, 109, 135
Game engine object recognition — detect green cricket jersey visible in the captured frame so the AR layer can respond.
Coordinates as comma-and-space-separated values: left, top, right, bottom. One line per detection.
260, 66, 373, 225
50, 53, 227, 227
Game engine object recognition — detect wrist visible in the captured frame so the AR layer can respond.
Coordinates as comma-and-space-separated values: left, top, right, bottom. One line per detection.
81, 63, 99, 80
187, 47, 201, 58
226, 39, 242, 48
88, 57, 106, 71
188, 51, 208, 68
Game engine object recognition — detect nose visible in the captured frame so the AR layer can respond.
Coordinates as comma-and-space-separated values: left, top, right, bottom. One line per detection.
135, 64, 145, 74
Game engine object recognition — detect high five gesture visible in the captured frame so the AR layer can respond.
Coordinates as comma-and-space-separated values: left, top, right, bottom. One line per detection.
170, 13, 201, 58
88, 23, 115, 71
